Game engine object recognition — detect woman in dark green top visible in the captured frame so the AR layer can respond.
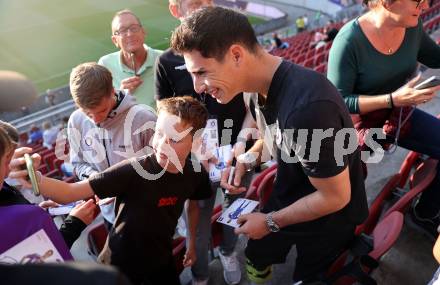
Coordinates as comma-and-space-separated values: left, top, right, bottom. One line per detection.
328, 0, 440, 234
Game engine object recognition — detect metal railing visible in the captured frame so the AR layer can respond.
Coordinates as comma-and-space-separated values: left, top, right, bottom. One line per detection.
11, 100, 77, 133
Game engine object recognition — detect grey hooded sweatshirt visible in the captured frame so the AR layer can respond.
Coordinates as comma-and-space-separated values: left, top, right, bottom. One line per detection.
67, 91, 156, 222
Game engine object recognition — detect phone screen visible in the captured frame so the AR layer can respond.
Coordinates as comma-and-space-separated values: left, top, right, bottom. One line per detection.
24, 153, 40, 196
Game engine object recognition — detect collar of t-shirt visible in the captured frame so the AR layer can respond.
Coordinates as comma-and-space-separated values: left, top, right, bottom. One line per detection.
144, 153, 189, 177
264, 60, 291, 111
118, 44, 155, 76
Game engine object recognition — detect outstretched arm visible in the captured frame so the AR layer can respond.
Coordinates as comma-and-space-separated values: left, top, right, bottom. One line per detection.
38, 176, 94, 204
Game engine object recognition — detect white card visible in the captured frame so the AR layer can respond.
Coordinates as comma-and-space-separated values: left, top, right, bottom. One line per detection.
201, 119, 219, 158
208, 144, 232, 182
47, 202, 78, 216
217, 198, 259, 228
0, 229, 64, 264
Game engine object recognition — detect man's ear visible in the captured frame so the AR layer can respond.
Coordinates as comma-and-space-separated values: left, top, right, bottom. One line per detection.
169, 3, 181, 19
230, 44, 244, 66
111, 35, 119, 48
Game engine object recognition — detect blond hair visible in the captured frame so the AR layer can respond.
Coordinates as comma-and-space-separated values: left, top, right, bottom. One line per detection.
69, 62, 113, 109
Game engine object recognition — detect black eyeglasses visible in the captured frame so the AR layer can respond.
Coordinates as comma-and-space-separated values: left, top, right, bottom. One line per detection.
113, 24, 142, 36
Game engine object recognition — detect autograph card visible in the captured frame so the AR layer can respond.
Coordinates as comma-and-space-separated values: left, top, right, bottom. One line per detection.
208, 144, 232, 182
217, 198, 259, 228
0, 229, 64, 264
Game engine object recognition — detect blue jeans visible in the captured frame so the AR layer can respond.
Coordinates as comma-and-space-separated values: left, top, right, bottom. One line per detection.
396, 108, 440, 219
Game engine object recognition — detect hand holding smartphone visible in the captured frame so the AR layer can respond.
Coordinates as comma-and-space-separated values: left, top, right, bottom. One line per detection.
24, 153, 40, 196
415, 76, 440, 90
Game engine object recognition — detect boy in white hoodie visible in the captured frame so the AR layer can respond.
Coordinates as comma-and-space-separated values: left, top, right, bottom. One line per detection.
66, 62, 156, 227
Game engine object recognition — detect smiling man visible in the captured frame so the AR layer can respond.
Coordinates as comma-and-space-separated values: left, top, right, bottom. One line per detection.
98, 9, 162, 109
155, 1, 256, 284
171, 6, 368, 284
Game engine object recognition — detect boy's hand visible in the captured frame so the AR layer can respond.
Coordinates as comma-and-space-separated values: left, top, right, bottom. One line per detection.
8, 147, 41, 188
69, 199, 97, 225
220, 164, 247, 195
183, 244, 197, 267
39, 200, 60, 209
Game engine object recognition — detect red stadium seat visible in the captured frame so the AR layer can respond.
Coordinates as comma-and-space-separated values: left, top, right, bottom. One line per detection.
314, 52, 327, 66
52, 158, 64, 173
360, 151, 421, 234
44, 153, 57, 170
383, 158, 438, 218
295, 53, 306, 64
305, 48, 315, 60
256, 168, 277, 208
38, 164, 49, 175
314, 63, 327, 74
316, 45, 325, 55
32, 146, 47, 154
245, 163, 277, 201
328, 211, 404, 285
303, 57, 315, 68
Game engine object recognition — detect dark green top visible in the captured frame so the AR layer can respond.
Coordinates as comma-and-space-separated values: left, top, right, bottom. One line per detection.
327, 18, 440, 114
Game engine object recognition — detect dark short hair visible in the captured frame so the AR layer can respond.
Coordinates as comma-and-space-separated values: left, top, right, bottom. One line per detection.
157, 96, 208, 136
170, 6, 259, 61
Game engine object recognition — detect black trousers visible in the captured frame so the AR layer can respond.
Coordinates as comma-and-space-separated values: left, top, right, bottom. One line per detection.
245, 224, 355, 282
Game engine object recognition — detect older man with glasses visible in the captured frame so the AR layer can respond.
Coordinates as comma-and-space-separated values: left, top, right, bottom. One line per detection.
98, 9, 162, 110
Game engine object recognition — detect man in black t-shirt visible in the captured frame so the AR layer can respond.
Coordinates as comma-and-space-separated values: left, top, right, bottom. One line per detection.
16, 97, 212, 285
155, 1, 256, 284
171, 7, 368, 284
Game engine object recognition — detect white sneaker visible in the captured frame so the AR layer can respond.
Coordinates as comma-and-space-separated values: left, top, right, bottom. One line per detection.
219, 251, 241, 285
191, 278, 208, 285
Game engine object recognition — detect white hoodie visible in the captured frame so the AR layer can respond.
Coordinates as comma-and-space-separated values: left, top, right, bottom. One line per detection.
67, 91, 156, 223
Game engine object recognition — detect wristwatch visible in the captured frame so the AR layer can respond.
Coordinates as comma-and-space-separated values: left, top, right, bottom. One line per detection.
266, 211, 280, 232
237, 152, 258, 172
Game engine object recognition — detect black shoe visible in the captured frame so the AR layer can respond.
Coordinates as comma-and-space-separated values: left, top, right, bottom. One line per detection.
407, 208, 439, 240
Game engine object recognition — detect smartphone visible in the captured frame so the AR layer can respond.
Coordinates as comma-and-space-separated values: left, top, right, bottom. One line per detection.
415, 76, 440, 90
24, 153, 40, 196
